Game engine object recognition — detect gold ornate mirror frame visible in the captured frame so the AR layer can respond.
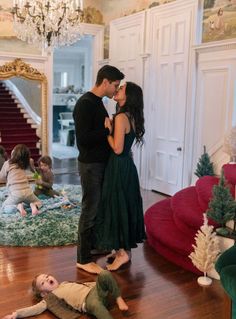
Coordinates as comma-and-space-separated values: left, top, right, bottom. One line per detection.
0, 58, 48, 154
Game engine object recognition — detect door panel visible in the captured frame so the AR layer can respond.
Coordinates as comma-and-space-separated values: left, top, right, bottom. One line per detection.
150, 10, 191, 195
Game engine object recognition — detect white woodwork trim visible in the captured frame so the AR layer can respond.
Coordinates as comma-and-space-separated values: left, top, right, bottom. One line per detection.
195, 40, 236, 54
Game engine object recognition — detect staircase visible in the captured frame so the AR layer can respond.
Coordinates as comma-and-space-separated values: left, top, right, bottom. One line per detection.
0, 81, 41, 161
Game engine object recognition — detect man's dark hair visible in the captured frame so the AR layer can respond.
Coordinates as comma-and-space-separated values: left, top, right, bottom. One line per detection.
95, 65, 124, 86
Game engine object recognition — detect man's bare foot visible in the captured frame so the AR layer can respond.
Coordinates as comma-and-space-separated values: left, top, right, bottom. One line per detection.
76, 262, 103, 274
106, 250, 130, 271
17, 203, 27, 217
116, 296, 128, 311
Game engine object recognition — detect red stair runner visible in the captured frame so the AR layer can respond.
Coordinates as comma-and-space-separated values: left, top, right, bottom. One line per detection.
0, 81, 41, 161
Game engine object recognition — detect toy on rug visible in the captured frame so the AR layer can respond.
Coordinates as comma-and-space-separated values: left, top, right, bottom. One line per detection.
0, 144, 41, 217
31, 156, 60, 198
2, 270, 128, 319
189, 214, 220, 286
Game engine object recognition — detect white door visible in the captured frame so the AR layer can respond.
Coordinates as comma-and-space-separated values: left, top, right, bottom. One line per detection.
109, 12, 145, 174
149, 9, 191, 195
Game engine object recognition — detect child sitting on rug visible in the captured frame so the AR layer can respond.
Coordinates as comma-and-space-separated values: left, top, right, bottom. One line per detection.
31, 155, 59, 198
0, 144, 41, 217
2, 270, 128, 319
0, 145, 8, 170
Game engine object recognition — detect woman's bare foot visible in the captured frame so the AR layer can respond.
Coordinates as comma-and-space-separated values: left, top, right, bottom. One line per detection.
116, 296, 128, 311
17, 203, 27, 217
106, 249, 130, 271
30, 203, 39, 216
76, 262, 103, 274
106, 250, 117, 263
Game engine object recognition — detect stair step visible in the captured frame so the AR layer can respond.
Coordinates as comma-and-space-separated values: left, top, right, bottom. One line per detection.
0, 111, 24, 117
0, 118, 27, 122
1, 131, 38, 136
0, 94, 11, 97
1, 134, 40, 141
1, 141, 38, 148
0, 123, 34, 129
0, 114, 25, 118
0, 98, 16, 102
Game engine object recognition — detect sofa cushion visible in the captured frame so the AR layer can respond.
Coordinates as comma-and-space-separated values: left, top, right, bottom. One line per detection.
171, 186, 205, 237
145, 198, 194, 256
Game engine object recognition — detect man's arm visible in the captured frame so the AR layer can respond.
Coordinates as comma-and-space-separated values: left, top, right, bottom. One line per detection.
2, 300, 47, 319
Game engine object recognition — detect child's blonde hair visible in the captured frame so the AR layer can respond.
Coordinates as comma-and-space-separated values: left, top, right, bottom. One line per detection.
32, 274, 43, 301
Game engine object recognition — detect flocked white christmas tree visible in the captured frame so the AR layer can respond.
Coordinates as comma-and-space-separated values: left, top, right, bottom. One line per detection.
189, 213, 220, 286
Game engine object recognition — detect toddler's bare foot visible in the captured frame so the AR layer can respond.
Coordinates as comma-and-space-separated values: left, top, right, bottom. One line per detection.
31, 204, 39, 216
32, 207, 39, 216
76, 262, 103, 274
106, 250, 130, 271
116, 296, 128, 311
17, 203, 27, 217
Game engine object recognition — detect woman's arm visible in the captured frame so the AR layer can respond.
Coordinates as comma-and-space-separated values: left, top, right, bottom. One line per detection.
106, 113, 128, 155
3, 300, 47, 319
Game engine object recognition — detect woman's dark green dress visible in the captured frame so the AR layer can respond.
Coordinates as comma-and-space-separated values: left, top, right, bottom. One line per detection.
95, 121, 146, 251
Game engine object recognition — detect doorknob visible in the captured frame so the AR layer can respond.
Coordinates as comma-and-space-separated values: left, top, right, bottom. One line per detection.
177, 147, 182, 151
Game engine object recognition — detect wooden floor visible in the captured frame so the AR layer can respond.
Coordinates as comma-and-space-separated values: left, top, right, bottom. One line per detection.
0, 159, 226, 319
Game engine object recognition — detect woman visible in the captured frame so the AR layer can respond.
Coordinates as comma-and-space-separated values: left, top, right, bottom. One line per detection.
95, 81, 146, 271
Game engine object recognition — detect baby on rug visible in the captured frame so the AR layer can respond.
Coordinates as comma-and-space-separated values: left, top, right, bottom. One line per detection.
2, 270, 128, 319
31, 156, 60, 198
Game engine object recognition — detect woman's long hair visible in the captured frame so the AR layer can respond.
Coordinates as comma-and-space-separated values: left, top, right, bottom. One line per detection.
119, 82, 145, 144
9, 144, 30, 169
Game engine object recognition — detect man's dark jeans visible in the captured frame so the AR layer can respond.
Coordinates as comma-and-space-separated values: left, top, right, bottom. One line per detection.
77, 161, 106, 264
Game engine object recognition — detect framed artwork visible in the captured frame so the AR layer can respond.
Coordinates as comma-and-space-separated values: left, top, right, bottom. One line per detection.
202, 0, 236, 43
0, 0, 15, 37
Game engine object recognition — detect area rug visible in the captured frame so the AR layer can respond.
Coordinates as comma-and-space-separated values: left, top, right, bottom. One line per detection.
0, 184, 82, 247
52, 143, 79, 160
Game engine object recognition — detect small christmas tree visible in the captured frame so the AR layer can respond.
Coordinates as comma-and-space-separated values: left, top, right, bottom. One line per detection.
189, 214, 220, 286
207, 171, 236, 236
195, 145, 214, 178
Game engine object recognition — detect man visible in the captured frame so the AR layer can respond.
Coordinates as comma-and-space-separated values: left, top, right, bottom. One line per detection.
73, 65, 124, 274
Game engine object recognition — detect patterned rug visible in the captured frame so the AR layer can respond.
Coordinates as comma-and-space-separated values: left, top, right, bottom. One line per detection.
0, 184, 82, 247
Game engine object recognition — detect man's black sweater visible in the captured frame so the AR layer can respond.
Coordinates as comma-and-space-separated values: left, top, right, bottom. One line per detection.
73, 92, 111, 163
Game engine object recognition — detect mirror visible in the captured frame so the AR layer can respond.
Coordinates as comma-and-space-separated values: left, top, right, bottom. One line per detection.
0, 58, 48, 155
